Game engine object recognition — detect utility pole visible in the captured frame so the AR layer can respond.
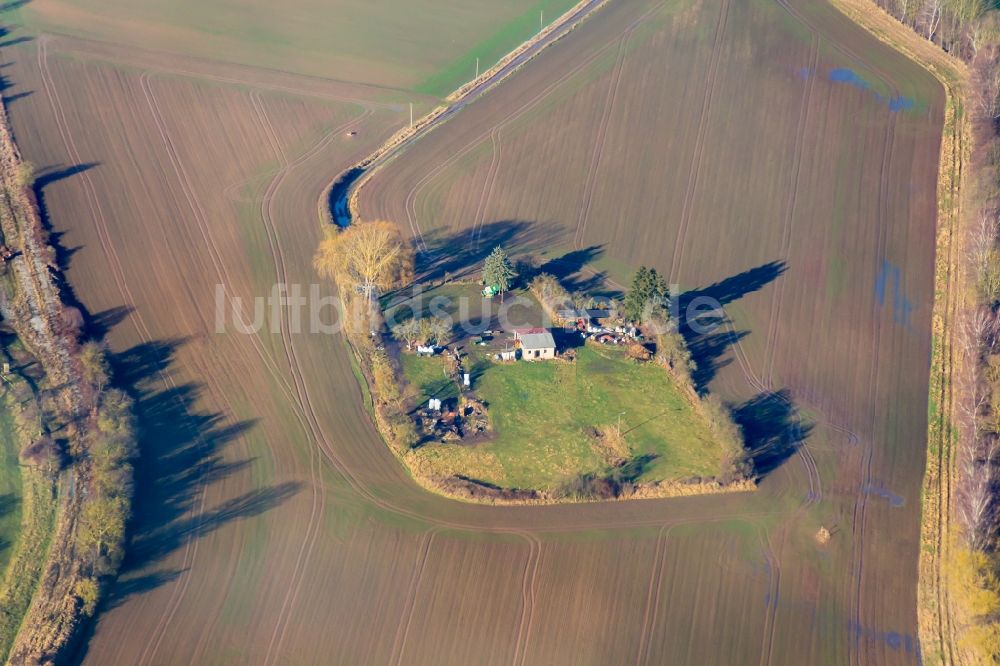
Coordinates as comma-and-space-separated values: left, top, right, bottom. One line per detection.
476, 57, 480, 79
409, 102, 413, 129
617, 411, 625, 438
540, 10, 544, 33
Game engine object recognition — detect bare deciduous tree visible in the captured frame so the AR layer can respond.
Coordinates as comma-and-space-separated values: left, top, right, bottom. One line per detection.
314, 220, 414, 298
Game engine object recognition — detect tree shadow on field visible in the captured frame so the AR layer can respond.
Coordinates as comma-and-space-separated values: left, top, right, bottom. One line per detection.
668, 261, 808, 479
0, 22, 32, 50
676, 261, 787, 393
415, 219, 566, 283
22, 161, 101, 340
535, 245, 619, 297
108, 338, 293, 574
71, 335, 296, 661
0, 493, 17, 518
732, 390, 812, 478
31, 162, 98, 272
0, 2, 32, 13
0, 26, 34, 104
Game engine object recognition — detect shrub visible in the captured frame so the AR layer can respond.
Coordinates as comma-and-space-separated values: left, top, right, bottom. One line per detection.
701, 394, 752, 483
370, 350, 401, 407
656, 329, 694, 388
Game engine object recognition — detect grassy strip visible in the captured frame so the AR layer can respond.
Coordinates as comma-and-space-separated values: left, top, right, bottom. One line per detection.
0, 402, 21, 573
0, 469, 56, 663
829, 1, 972, 662
0, 356, 58, 662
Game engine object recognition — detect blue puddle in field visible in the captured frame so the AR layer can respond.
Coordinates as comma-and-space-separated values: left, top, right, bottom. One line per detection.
862, 483, 905, 507
875, 260, 913, 327
797, 66, 916, 112
830, 67, 916, 111
849, 621, 920, 657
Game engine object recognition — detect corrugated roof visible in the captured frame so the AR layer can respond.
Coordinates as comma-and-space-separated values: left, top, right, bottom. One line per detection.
518, 331, 555, 350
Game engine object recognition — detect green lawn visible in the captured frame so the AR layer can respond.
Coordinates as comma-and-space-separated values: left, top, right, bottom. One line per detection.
0, 404, 21, 573
399, 354, 459, 404
9, 0, 578, 97
401, 344, 724, 491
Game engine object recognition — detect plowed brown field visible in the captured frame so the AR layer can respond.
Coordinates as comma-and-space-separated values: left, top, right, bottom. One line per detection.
0, 0, 944, 662
358, 0, 944, 663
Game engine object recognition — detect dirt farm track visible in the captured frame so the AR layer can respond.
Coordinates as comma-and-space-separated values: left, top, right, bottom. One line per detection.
0, 0, 945, 663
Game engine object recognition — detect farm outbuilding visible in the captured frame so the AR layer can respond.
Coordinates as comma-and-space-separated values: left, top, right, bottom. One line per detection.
514, 328, 556, 360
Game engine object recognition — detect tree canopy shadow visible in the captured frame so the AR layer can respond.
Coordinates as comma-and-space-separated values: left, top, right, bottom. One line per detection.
0, 21, 32, 52
0, 492, 17, 518
108, 338, 273, 571
16, 161, 102, 345
31, 162, 98, 273
533, 245, 618, 297
415, 219, 567, 283
0, 2, 32, 13
732, 390, 813, 478
676, 261, 786, 392
87, 305, 134, 341
0, 27, 34, 104
0, 493, 17, 554
668, 262, 807, 479
70, 336, 292, 649
679, 261, 787, 310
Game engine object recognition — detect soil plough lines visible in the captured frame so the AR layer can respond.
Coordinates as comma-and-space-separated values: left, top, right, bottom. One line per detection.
402, 2, 664, 256
766, 3, 907, 660
668, 0, 731, 285
43, 34, 402, 111
724, 313, 823, 506
401, 34, 626, 255
136, 73, 327, 664
139, 72, 320, 406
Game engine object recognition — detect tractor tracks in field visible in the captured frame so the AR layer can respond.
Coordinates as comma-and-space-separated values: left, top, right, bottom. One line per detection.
927, 73, 963, 666
634, 526, 669, 666
756, 524, 783, 666
769, 3, 907, 662
400, 1, 665, 255
38, 39, 269, 665
389, 528, 439, 666
134, 73, 352, 665
762, 35, 820, 388
470, 127, 504, 249
134, 68, 368, 662
667, 0, 730, 286
401, 31, 627, 254
36, 38, 227, 666
848, 112, 896, 666
511, 531, 544, 666
248, 90, 337, 666
571, 20, 637, 249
